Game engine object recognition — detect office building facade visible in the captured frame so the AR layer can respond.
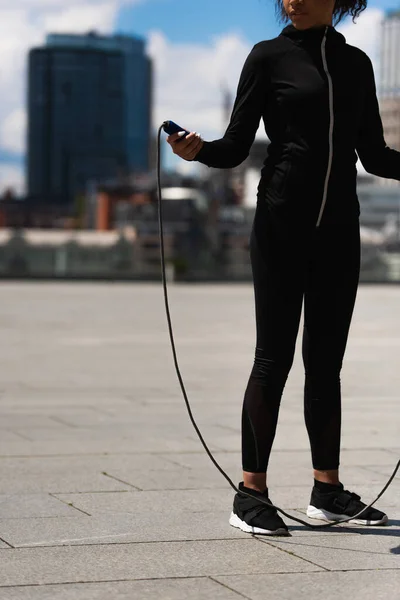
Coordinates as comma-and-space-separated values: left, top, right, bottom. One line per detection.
27, 32, 152, 205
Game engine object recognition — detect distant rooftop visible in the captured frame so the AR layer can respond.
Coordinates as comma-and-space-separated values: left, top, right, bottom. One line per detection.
46, 31, 145, 53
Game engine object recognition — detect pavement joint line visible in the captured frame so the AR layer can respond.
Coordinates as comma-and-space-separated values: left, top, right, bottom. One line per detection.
86, 406, 117, 416
0, 573, 323, 590
360, 465, 399, 477
9, 529, 395, 550
0, 536, 14, 548
0, 536, 337, 550
0, 567, 398, 589
269, 538, 398, 556
161, 456, 193, 469
258, 537, 330, 572
213, 567, 400, 576
49, 493, 92, 516
208, 575, 253, 599
4, 428, 32, 441
48, 416, 78, 429
101, 471, 142, 490
0, 576, 231, 590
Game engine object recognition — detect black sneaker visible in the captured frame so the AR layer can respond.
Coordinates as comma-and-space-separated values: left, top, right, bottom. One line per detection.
307, 483, 388, 525
229, 481, 290, 536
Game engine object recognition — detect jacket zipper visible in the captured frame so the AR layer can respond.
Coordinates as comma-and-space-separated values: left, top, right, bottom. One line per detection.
316, 26, 334, 228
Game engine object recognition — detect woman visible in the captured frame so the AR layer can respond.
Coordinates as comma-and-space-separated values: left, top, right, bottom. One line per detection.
167, 0, 399, 535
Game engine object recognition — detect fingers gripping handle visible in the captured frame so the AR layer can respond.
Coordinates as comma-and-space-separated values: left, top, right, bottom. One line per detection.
162, 120, 190, 141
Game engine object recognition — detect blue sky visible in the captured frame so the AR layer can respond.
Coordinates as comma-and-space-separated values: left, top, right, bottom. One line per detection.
117, 0, 399, 45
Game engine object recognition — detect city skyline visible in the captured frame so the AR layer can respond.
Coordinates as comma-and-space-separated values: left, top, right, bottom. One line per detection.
0, 0, 398, 192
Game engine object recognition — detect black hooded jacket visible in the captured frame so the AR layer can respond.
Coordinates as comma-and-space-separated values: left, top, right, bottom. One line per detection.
194, 23, 400, 226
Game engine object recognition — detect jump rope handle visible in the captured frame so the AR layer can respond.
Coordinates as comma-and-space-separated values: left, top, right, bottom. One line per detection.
162, 120, 190, 142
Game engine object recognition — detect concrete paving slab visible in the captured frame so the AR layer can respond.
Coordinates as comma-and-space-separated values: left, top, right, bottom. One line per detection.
28, 408, 204, 428
3, 507, 360, 548
160, 448, 398, 470
0, 453, 186, 473
0, 578, 246, 600
0, 458, 135, 494
0, 441, 223, 458
214, 570, 400, 600
0, 494, 79, 519
0, 394, 133, 409
53, 463, 398, 502
0, 431, 32, 442
0, 539, 322, 586
267, 531, 400, 570
166, 454, 391, 488
0, 283, 398, 596
52, 483, 400, 515
95, 466, 242, 491
361, 464, 400, 478
0, 511, 249, 547
54, 489, 239, 515
0, 415, 70, 429
9, 427, 222, 453
386, 448, 400, 456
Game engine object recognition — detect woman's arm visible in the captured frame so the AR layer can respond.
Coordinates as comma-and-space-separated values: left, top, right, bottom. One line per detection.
193, 42, 270, 169
356, 54, 400, 180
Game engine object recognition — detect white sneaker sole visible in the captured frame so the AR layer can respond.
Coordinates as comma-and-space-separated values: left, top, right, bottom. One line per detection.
306, 505, 388, 526
229, 511, 290, 536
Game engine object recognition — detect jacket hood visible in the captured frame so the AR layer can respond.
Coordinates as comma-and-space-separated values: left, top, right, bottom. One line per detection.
280, 24, 346, 46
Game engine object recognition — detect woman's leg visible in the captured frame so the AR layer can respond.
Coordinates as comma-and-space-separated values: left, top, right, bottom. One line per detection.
242, 205, 307, 490
302, 220, 361, 481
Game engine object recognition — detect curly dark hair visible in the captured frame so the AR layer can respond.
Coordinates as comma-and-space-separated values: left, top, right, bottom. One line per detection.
274, 0, 367, 26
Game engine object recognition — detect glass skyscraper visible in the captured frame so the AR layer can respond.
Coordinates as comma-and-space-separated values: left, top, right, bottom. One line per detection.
27, 31, 152, 205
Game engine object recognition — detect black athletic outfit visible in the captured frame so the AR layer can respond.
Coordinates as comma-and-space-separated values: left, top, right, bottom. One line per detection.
194, 24, 400, 473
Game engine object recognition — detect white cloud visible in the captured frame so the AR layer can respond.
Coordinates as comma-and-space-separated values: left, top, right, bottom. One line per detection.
0, 164, 25, 195
42, 4, 118, 33
0, 109, 26, 154
338, 8, 384, 82
148, 30, 252, 139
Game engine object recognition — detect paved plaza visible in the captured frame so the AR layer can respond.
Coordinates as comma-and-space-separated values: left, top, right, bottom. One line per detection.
0, 281, 398, 599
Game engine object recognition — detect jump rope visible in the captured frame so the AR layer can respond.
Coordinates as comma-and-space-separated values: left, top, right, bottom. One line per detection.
157, 120, 399, 531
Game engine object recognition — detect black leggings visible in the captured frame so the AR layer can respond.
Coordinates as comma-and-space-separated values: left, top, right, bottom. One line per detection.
242, 201, 360, 473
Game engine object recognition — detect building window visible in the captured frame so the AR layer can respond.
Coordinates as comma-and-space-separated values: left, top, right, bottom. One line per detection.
61, 82, 72, 104
94, 124, 103, 140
